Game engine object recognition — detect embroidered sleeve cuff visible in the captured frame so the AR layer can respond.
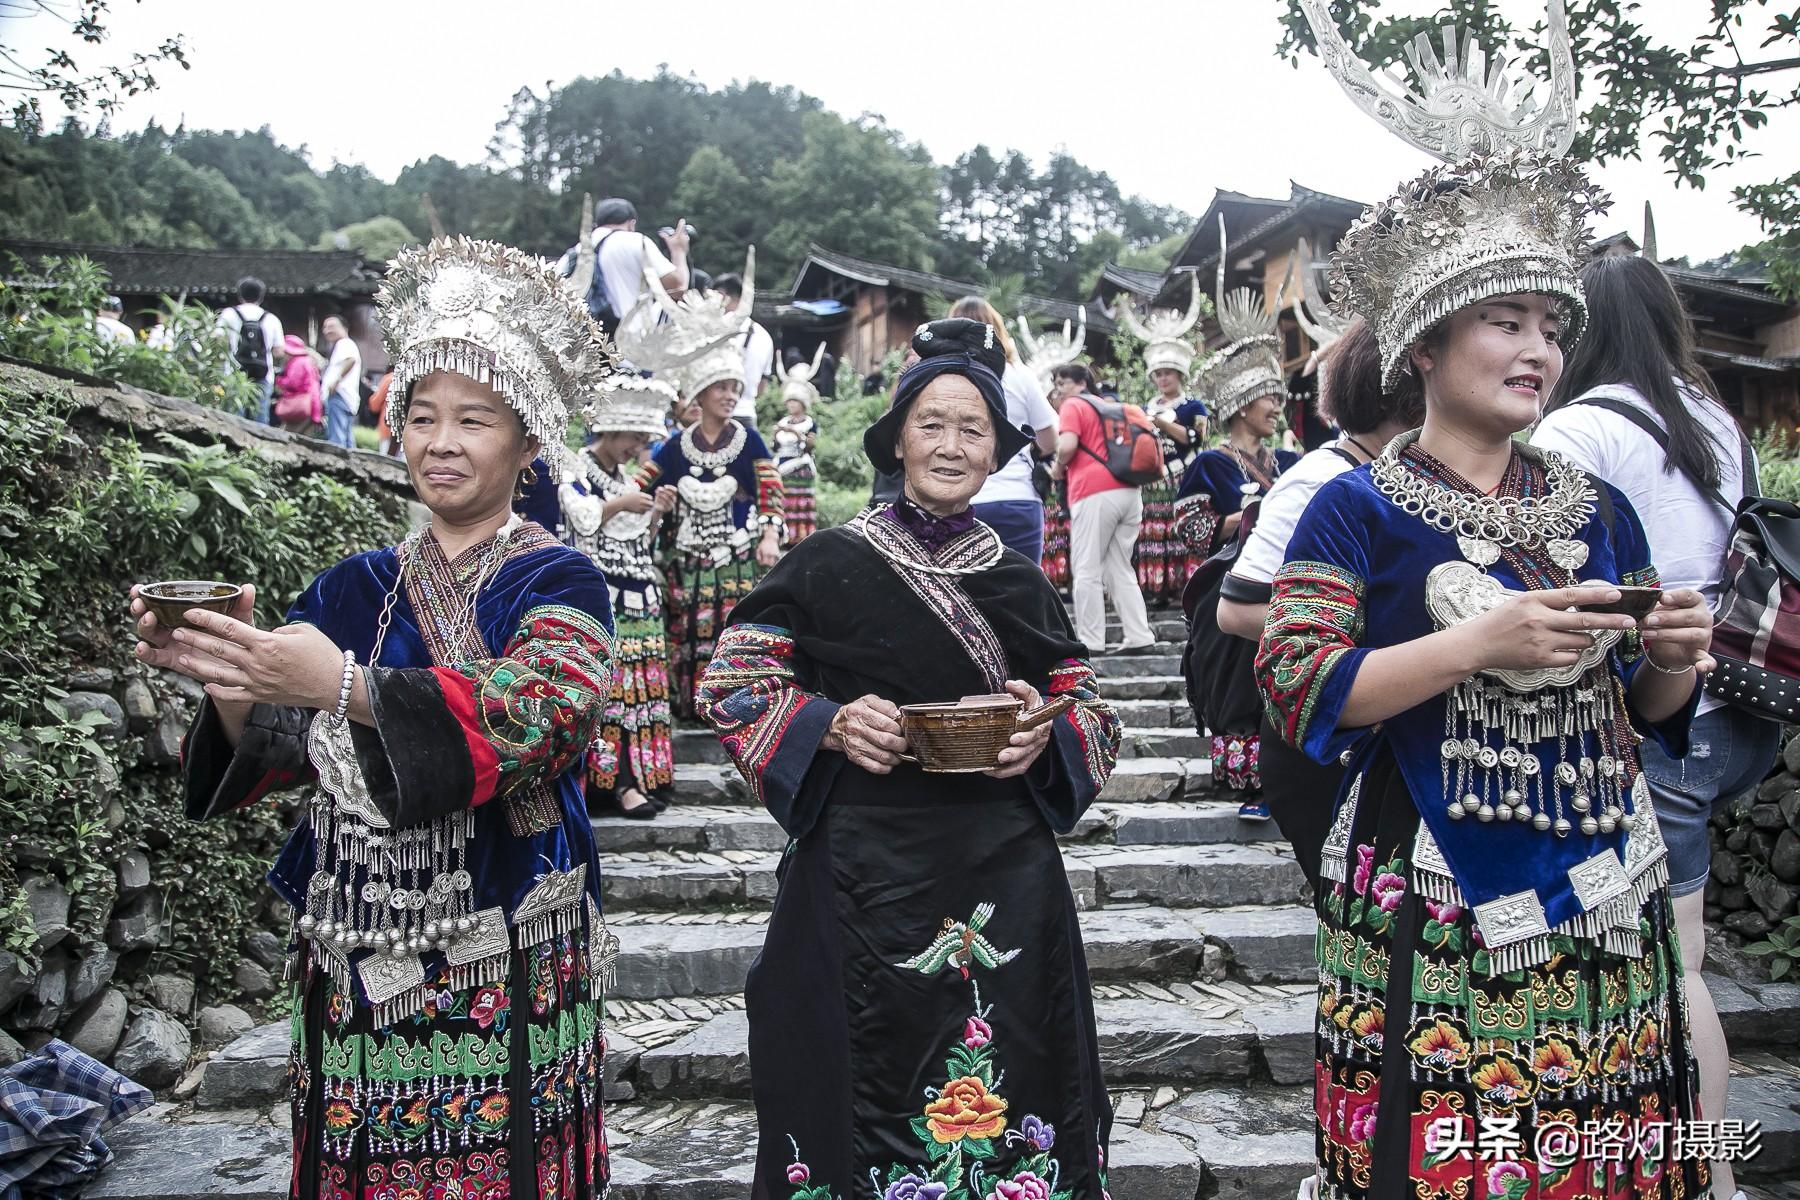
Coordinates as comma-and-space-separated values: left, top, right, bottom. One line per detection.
359, 665, 497, 827
181, 698, 314, 821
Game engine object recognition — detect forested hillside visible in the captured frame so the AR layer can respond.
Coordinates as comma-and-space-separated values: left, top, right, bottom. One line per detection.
0, 69, 1187, 296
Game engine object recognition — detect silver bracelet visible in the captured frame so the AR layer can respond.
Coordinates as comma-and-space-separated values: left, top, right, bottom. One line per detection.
332, 650, 356, 722
1643, 652, 1693, 676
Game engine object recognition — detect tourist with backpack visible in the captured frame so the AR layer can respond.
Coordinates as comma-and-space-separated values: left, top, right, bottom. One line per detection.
215, 276, 283, 425
1050, 361, 1158, 655
1534, 252, 1773, 1200
555, 198, 690, 340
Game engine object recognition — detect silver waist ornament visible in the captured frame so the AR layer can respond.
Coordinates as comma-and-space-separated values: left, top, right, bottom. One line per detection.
674, 422, 753, 560
1375, 435, 1642, 841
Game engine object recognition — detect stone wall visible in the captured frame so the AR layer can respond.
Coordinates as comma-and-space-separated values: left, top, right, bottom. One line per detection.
0, 362, 414, 1082
1707, 731, 1800, 940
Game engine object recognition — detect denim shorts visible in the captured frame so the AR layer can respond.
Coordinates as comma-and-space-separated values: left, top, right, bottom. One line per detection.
1637, 705, 1783, 898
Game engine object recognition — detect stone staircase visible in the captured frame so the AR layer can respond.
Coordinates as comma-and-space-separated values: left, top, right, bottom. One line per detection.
92, 612, 1800, 1198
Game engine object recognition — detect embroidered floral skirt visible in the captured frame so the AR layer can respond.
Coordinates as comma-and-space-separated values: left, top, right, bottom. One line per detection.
1310, 752, 1707, 1200
288, 925, 609, 1200
750, 785, 1112, 1200
1041, 485, 1071, 595
587, 583, 674, 806
781, 463, 817, 545
665, 548, 764, 721
1134, 471, 1194, 608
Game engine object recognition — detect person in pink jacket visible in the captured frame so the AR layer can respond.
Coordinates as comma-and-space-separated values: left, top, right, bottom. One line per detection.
272, 333, 322, 434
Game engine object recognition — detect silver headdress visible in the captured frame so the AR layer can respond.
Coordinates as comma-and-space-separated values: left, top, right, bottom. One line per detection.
1116, 273, 1206, 382
1300, 0, 1608, 390
580, 373, 670, 439
1201, 216, 1288, 425
638, 245, 758, 402
1015, 309, 1086, 393
379, 235, 613, 479
775, 342, 828, 410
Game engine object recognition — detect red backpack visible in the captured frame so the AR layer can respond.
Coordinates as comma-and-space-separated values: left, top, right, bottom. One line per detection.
1076, 395, 1163, 486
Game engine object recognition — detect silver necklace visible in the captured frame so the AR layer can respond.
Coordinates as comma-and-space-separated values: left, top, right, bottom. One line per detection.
1228, 442, 1275, 497
681, 421, 747, 475
854, 506, 1005, 577
1369, 430, 1593, 570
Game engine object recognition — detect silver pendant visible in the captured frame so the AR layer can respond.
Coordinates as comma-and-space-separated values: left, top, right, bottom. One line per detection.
1547, 538, 1589, 571
1240, 482, 1261, 497
1455, 536, 1502, 567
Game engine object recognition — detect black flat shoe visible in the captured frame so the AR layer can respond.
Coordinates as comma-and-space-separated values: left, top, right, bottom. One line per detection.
592, 790, 658, 820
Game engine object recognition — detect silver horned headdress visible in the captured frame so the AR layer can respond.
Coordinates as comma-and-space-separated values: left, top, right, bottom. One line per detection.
1116, 273, 1207, 382
775, 343, 828, 410
1015, 309, 1086, 393
1299, 0, 1608, 390
637, 246, 758, 402
1201, 216, 1288, 425
379, 235, 614, 479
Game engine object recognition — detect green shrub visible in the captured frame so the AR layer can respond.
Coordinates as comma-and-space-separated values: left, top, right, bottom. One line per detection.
1755, 429, 1800, 504
0, 253, 262, 417
0, 366, 405, 994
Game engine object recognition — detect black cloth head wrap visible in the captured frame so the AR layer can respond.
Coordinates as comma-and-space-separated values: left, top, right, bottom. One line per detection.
864, 317, 1034, 476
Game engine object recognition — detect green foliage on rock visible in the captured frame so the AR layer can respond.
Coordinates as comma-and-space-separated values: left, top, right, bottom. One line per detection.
0, 365, 406, 994
0, 252, 262, 416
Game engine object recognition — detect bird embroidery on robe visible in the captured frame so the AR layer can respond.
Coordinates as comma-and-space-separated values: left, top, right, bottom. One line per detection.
895, 902, 1022, 980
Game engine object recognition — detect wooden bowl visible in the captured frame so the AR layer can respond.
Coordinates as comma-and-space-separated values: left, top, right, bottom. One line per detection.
138, 580, 244, 632
898, 693, 1074, 773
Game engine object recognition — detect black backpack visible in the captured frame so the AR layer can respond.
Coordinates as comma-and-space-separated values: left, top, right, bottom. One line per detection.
232, 306, 270, 379
583, 231, 622, 334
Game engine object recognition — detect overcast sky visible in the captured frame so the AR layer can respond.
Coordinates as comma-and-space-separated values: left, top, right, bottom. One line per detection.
20, 0, 1800, 270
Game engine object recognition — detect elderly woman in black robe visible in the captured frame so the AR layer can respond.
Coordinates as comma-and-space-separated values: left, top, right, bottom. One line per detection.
696, 319, 1121, 1200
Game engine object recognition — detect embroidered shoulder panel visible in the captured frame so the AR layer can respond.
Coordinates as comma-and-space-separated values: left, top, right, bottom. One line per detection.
694, 623, 822, 810
1257, 559, 1366, 750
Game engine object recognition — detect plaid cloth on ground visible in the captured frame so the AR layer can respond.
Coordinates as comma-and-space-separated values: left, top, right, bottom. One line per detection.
0, 1039, 152, 1199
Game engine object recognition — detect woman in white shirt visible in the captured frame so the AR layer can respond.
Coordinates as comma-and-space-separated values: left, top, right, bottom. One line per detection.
1533, 253, 1770, 1200
951, 296, 1059, 563
1213, 319, 1421, 886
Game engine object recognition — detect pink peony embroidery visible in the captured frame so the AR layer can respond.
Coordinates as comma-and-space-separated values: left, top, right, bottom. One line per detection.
1352, 844, 1375, 896
963, 1016, 993, 1049
991, 1172, 1052, 1200
787, 1163, 811, 1186
1372, 872, 1406, 913
1424, 898, 1462, 924
1348, 1101, 1378, 1144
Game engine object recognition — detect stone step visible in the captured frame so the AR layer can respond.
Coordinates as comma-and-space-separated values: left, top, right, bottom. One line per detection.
1092, 652, 1185, 678
100, 1009, 1800, 1198
593, 796, 1268, 857
628, 992, 1315, 1101
1119, 725, 1207, 759
1108, 697, 1196, 729
655, 756, 1211, 809
1099, 674, 1186, 701
596, 840, 1304, 914
605, 903, 1321, 1000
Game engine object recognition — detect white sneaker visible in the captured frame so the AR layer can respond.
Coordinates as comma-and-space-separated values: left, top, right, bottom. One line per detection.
1296, 1175, 1319, 1200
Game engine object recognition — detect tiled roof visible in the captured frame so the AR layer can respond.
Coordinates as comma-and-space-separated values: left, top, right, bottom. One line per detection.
1096, 264, 1164, 298
0, 238, 377, 297
792, 245, 1116, 334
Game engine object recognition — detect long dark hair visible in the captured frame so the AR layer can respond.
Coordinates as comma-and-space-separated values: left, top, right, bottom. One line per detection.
1547, 254, 1730, 491
1317, 318, 1425, 435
